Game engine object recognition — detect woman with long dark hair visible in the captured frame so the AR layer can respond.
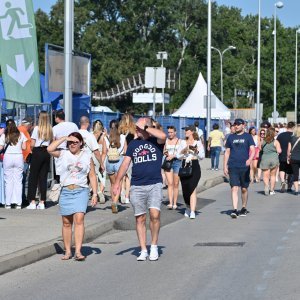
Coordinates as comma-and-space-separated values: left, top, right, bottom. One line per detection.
27, 111, 53, 209
0, 119, 27, 209
178, 125, 205, 219
248, 127, 259, 183
47, 132, 98, 260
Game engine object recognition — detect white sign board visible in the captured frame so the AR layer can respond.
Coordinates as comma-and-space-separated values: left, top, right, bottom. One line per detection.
144, 67, 166, 89
133, 93, 170, 104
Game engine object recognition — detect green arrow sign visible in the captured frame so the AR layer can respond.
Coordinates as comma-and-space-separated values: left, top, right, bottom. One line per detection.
0, 0, 40, 103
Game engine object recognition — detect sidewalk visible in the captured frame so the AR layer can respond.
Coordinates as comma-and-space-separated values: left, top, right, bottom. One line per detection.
0, 157, 225, 275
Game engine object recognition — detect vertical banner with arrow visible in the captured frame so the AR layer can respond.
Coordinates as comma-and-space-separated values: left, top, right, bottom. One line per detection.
0, 0, 40, 104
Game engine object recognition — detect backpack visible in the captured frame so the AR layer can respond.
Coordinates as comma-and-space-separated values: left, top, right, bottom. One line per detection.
107, 146, 121, 163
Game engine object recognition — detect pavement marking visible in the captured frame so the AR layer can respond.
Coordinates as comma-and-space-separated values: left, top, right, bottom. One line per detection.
262, 270, 274, 279
268, 256, 280, 266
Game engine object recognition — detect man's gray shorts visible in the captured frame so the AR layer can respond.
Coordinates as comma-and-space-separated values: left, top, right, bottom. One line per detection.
130, 183, 163, 216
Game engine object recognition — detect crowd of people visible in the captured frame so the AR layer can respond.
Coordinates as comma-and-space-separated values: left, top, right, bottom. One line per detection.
1, 111, 299, 261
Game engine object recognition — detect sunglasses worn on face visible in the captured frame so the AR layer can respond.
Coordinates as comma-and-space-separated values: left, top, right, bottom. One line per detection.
68, 141, 79, 145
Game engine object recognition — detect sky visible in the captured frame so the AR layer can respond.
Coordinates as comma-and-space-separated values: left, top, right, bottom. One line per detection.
32, 0, 300, 29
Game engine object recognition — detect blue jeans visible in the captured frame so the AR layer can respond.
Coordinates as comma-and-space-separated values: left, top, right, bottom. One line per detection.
210, 146, 221, 169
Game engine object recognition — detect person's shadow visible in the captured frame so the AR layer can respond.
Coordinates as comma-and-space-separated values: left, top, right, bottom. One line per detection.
115, 246, 166, 258
54, 243, 101, 257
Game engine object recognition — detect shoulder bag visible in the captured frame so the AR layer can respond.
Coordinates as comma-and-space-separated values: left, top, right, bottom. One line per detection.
0, 143, 10, 162
178, 160, 193, 178
161, 139, 179, 171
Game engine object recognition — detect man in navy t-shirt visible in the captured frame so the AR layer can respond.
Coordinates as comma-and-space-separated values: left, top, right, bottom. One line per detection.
112, 117, 166, 261
224, 118, 255, 218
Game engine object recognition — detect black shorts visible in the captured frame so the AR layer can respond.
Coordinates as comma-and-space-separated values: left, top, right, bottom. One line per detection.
279, 161, 293, 174
228, 167, 250, 188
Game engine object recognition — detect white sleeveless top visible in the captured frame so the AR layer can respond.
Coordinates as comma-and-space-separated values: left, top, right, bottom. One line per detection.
57, 149, 91, 187
165, 138, 181, 156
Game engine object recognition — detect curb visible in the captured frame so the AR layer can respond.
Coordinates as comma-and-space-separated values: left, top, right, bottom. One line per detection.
0, 175, 227, 276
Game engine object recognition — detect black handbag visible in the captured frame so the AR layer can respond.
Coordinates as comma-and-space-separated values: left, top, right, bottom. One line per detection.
178, 161, 193, 178
161, 158, 174, 171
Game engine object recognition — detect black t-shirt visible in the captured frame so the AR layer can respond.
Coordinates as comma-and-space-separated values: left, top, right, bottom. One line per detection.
277, 131, 293, 161
125, 137, 163, 186
290, 135, 300, 161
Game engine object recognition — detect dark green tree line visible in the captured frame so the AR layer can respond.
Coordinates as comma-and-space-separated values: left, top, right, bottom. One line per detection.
34, 0, 299, 118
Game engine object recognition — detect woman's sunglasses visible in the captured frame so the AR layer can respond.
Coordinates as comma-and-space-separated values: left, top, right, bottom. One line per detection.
68, 141, 79, 145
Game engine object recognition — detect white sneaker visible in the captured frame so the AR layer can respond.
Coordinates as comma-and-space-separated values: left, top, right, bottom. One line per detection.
5, 205, 11, 209
125, 197, 130, 204
270, 191, 276, 196
120, 191, 126, 204
190, 211, 196, 219
26, 203, 37, 210
98, 192, 105, 204
149, 246, 159, 261
16, 205, 22, 210
184, 209, 190, 218
37, 203, 45, 210
137, 250, 148, 261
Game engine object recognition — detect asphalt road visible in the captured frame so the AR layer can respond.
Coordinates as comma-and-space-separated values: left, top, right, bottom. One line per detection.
1, 182, 300, 300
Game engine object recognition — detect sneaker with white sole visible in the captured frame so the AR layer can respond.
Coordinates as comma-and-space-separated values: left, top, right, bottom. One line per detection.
26, 203, 37, 210
149, 246, 159, 261
37, 203, 45, 210
190, 211, 196, 219
5, 205, 11, 209
120, 191, 126, 204
137, 250, 148, 261
269, 191, 276, 196
124, 197, 130, 204
16, 205, 22, 210
184, 209, 190, 218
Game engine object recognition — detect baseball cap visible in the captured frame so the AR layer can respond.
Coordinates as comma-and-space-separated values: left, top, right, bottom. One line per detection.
21, 117, 33, 125
233, 118, 245, 125
182, 125, 196, 131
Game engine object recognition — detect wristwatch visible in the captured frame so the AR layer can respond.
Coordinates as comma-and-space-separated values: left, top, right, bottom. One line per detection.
144, 125, 148, 131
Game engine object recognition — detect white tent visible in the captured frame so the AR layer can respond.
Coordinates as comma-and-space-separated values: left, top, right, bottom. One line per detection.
172, 72, 231, 119
92, 106, 115, 113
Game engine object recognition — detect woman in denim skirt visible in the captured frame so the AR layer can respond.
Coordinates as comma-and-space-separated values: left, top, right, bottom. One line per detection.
47, 132, 98, 261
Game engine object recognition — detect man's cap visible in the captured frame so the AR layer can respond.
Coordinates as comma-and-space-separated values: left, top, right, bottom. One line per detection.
182, 125, 196, 131
233, 118, 245, 125
21, 117, 33, 125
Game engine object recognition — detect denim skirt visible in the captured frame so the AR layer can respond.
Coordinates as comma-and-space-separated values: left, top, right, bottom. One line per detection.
59, 186, 89, 216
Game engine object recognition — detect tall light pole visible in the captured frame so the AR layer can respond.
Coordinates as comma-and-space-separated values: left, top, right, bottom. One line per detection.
295, 29, 300, 123
211, 45, 236, 103
273, 1, 284, 124
256, 0, 261, 129
156, 51, 168, 116
206, 0, 212, 146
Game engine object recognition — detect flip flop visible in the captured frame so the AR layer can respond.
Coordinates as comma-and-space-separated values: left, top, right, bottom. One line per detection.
74, 254, 86, 261
61, 254, 72, 260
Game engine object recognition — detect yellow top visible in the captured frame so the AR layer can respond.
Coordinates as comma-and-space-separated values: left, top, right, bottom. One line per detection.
209, 130, 224, 147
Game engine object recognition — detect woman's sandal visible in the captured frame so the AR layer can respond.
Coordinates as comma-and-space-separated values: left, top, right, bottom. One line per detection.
61, 253, 72, 260
172, 205, 177, 210
74, 254, 86, 261
167, 204, 173, 209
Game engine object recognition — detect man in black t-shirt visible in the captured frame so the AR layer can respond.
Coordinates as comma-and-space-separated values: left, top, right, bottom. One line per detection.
112, 117, 166, 261
277, 121, 295, 192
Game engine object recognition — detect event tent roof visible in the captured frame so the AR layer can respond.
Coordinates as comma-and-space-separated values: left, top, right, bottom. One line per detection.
172, 72, 231, 119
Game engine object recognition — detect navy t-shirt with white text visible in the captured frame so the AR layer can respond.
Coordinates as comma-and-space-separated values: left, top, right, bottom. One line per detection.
126, 138, 163, 186
225, 132, 255, 168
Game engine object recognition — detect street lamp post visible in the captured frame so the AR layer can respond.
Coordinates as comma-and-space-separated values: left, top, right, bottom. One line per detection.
273, 1, 284, 124
295, 29, 300, 123
211, 45, 236, 103
256, 0, 261, 129
207, 0, 212, 145
156, 51, 168, 116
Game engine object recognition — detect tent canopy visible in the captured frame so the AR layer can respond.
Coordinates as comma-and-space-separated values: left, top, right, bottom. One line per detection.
172, 72, 230, 119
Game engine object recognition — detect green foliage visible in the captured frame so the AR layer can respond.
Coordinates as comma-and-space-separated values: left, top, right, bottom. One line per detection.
34, 0, 299, 118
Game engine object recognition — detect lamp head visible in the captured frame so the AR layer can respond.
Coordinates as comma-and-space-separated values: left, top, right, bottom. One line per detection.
297, 28, 300, 34
229, 45, 236, 50
275, 1, 284, 9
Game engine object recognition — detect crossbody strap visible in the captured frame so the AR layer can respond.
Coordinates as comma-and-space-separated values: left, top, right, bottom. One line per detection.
292, 137, 300, 152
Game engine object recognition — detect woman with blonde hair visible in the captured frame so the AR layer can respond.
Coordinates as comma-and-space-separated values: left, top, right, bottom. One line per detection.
0, 119, 27, 209
92, 119, 106, 203
259, 128, 281, 195
102, 126, 127, 213
26, 111, 53, 209
118, 113, 136, 203
287, 125, 300, 195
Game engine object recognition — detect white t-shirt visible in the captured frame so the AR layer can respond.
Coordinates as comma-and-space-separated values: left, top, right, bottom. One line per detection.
53, 121, 78, 149
177, 140, 205, 160
79, 129, 99, 154
196, 127, 204, 138
0, 133, 27, 154
57, 150, 91, 188
31, 126, 51, 147
107, 134, 126, 154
